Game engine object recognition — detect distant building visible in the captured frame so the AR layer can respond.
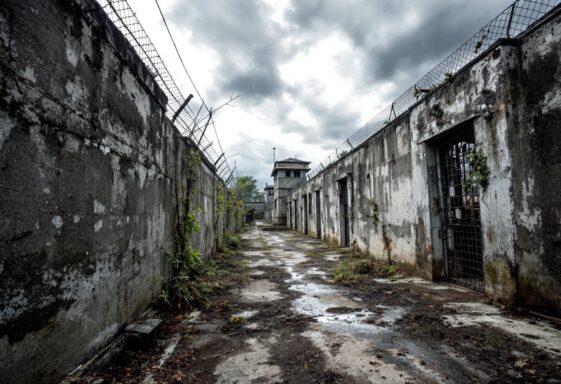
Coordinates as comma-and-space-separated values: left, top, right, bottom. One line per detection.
244, 201, 265, 222
269, 158, 310, 225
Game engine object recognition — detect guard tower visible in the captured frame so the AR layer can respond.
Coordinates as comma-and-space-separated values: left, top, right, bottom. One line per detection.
264, 184, 274, 221
271, 158, 310, 225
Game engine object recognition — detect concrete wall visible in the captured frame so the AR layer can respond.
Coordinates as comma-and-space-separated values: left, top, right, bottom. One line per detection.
511, 12, 561, 313
0, 1, 237, 382
288, 8, 561, 314
244, 201, 265, 221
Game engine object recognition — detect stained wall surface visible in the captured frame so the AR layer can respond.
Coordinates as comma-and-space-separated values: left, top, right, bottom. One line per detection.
288, 9, 561, 315
0, 1, 236, 382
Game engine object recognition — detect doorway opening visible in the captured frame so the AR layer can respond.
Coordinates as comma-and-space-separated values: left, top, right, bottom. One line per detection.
338, 178, 350, 247
438, 130, 484, 291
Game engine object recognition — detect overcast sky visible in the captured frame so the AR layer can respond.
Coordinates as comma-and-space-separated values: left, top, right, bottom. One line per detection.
128, 0, 513, 189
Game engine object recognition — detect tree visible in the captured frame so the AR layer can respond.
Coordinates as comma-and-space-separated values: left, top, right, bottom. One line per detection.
236, 176, 265, 202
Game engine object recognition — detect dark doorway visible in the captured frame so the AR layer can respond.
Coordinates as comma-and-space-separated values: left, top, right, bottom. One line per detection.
315, 190, 321, 239
294, 199, 298, 231
438, 131, 484, 291
288, 202, 292, 229
303, 195, 309, 235
338, 178, 350, 247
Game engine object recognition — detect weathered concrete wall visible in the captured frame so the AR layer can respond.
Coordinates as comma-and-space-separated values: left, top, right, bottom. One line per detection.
288, 8, 561, 314
0, 0, 236, 383
511, 11, 561, 314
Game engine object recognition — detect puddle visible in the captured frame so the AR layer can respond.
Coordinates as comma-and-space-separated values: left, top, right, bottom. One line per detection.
307, 267, 327, 276
237, 280, 283, 303
290, 281, 404, 338
247, 258, 279, 267
271, 250, 307, 266
325, 253, 342, 261
233, 310, 259, 320
244, 322, 262, 330
285, 266, 305, 282
241, 250, 266, 257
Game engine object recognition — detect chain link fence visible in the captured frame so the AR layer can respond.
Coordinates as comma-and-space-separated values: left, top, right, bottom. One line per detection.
90, 0, 237, 187
307, 0, 561, 180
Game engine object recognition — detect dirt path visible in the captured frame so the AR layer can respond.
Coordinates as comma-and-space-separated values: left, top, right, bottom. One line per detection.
88, 222, 561, 383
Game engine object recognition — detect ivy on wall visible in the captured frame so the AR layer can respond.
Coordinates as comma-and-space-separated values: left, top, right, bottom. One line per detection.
161, 148, 216, 310
465, 148, 490, 192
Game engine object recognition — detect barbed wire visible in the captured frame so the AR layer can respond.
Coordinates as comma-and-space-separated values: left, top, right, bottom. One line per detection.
307, 0, 561, 180
92, 0, 237, 188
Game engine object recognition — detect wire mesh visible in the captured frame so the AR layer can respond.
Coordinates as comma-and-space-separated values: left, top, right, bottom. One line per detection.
90, 0, 236, 188
307, 0, 561, 180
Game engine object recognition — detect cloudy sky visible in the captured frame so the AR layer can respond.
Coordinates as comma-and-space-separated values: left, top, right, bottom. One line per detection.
128, 0, 513, 189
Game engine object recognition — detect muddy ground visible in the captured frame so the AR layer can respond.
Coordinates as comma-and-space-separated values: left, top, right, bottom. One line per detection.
80, 222, 561, 383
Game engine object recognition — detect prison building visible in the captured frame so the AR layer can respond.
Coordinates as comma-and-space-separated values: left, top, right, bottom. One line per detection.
286, 6, 561, 314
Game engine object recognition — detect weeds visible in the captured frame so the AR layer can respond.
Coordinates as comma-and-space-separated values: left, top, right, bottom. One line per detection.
228, 315, 245, 325
332, 249, 406, 284
222, 233, 242, 251
305, 249, 323, 258
333, 258, 373, 283
161, 148, 219, 310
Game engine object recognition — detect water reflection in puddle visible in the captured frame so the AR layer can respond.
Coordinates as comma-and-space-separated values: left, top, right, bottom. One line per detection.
290, 281, 404, 338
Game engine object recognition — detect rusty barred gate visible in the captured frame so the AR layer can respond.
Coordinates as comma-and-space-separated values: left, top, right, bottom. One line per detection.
439, 132, 485, 291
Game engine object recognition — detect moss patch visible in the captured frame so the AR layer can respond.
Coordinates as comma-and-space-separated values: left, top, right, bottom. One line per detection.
484, 258, 516, 306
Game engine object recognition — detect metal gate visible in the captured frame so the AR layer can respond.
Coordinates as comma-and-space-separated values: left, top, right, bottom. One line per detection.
439, 133, 484, 291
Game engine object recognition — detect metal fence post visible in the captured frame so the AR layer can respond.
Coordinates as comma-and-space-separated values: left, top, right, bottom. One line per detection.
506, 1, 519, 37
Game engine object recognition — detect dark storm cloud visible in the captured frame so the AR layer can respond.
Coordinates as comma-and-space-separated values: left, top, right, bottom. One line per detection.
282, 85, 362, 148
167, 0, 515, 182
169, 0, 284, 102
285, 0, 513, 84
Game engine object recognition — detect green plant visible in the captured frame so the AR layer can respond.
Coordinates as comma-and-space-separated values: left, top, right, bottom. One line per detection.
333, 257, 374, 283
333, 260, 359, 283
222, 232, 241, 251
217, 192, 225, 217
464, 148, 490, 192
162, 148, 219, 310
228, 315, 245, 325
224, 189, 244, 229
